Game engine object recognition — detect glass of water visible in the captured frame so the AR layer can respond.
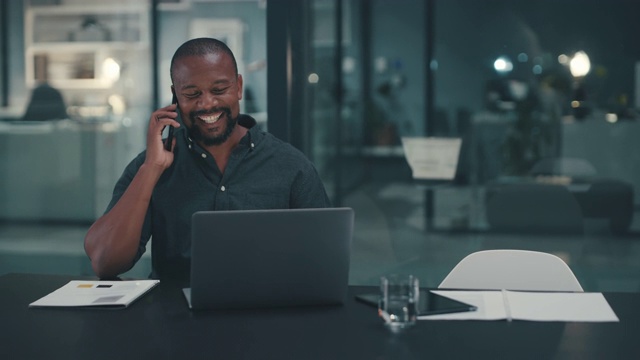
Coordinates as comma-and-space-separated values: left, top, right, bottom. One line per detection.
379, 274, 419, 332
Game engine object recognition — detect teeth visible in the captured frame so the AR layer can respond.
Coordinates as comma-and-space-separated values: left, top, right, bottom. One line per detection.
200, 113, 222, 124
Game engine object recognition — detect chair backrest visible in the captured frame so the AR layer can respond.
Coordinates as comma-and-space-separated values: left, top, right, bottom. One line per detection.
438, 249, 584, 292
485, 183, 584, 234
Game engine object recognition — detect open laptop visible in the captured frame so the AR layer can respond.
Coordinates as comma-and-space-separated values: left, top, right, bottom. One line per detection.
183, 207, 354, 310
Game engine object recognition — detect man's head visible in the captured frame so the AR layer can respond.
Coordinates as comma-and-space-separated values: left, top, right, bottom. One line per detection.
170, 38, 243, 147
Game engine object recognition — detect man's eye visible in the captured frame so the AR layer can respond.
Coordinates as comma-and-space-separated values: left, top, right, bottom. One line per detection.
184, 93, 199, 98
212, 88, 228, 95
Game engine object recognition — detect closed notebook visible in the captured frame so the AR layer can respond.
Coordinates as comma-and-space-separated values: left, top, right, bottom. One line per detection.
29, 280, 159, 309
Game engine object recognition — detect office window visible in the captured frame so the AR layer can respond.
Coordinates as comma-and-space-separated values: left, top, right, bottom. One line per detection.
303, 0, 640, 291
3, 0, 639, 295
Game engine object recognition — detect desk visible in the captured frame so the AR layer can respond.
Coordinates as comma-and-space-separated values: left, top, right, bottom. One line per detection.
2, 273, 640, 359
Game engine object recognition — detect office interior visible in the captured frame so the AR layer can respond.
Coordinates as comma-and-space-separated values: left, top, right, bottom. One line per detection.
1, 0, 639, 292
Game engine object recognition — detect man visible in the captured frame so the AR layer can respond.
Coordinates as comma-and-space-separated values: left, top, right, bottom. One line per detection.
21, 81, 68, 121
84, 38, 331, 284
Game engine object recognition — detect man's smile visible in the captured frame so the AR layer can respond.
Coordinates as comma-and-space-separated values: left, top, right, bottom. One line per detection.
197, 112, 223, 124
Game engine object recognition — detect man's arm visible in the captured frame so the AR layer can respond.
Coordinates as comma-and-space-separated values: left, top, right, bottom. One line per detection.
84, 104, 180, 279
290, 159, 332, 209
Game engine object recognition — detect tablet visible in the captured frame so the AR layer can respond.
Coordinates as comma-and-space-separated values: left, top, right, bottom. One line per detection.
355, 290, 477, 316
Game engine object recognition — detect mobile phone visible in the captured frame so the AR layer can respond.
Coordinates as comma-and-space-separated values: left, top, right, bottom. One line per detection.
355, 290, 477, 316
165, 92, 177, 151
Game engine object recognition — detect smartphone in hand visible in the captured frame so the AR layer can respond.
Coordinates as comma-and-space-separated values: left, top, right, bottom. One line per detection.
165, 92, 177, 151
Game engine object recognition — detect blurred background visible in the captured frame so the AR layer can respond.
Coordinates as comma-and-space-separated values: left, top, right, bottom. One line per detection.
1, 0, 639, 291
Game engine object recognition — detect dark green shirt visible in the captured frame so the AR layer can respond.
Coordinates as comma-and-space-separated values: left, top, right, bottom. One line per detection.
106, 115, 331, 282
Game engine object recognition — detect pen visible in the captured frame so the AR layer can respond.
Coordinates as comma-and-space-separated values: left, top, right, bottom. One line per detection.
502, 289, 512, 322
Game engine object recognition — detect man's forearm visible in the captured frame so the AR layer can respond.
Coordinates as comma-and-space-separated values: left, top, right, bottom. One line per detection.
84, 164, 163, 278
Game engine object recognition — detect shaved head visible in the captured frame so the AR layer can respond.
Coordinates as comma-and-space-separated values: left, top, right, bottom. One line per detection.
170, 38, 238, 82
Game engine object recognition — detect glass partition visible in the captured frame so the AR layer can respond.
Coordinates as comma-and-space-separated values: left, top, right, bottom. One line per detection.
305, 0, 640, 291
1, 0, 639, 294
0, 0, 155, 277
0, 0, 268, 278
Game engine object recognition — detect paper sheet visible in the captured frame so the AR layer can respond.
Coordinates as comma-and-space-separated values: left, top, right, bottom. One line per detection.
419, 290, 619, 322
29, 280, 160, 309
507, 291, 619, 322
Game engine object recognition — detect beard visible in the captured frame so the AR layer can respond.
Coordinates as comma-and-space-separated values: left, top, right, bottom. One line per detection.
187, 107, 237, 146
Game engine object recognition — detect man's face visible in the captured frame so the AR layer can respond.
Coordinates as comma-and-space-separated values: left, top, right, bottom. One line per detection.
171, 52, 243, 146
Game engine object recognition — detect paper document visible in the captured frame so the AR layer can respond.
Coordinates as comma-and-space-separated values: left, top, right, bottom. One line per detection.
29, 280, 160, 309
419, 290, 619, 322
401, 137, 462, 180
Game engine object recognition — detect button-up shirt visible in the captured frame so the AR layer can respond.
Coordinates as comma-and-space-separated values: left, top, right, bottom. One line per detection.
105, 115, 331, 281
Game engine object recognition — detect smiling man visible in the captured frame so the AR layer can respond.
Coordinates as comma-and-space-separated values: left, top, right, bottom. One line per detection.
84, 38, 331, 284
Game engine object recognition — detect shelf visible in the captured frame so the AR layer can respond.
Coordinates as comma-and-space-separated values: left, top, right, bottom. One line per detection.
24, 3, 150, 89
28, 4, 149, 44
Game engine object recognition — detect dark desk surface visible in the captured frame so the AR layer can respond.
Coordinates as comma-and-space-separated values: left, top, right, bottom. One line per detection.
2, 273, 640, 360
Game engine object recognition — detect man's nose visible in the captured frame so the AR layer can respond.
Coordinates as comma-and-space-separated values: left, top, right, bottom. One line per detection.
198, 92, 219, 109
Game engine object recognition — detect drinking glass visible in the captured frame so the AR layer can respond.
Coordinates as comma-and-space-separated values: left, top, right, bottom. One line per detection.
379, 274, 419, 332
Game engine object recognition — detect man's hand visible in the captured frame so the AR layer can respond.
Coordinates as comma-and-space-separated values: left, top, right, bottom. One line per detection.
145, 103, 181, 169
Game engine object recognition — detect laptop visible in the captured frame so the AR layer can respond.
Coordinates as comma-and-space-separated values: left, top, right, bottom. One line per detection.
183, 207, 354, 310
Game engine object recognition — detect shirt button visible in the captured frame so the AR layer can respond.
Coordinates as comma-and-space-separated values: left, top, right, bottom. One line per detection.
201, 153, 207, 159
251, 142, 255, 148
221, 185, 226, 192
188, 144, 192, 149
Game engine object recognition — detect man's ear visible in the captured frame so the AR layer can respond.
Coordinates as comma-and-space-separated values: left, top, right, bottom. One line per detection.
237, 74, 244, 100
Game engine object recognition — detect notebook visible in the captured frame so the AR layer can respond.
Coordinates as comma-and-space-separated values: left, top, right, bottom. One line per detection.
183, 207, 354, 310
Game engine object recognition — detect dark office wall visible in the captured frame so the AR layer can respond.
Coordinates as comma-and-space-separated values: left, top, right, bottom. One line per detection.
435, 0, 640, 117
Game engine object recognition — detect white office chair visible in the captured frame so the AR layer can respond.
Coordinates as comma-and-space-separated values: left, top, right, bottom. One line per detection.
438, 249, 584, 292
